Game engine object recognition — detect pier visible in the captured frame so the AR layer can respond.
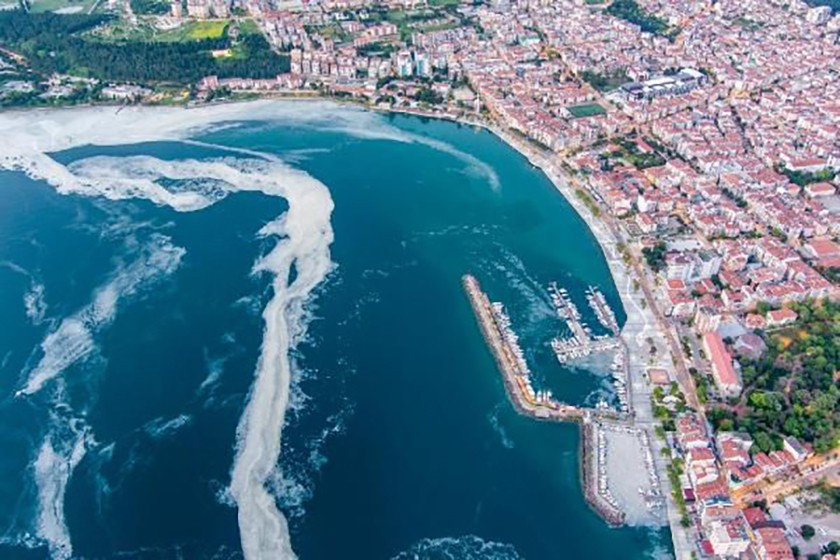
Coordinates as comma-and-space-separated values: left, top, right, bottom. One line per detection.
586, 285, 619, 336
548, 282, 620, 364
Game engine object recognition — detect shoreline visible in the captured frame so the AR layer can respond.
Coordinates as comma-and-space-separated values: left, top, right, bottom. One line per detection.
466, 105, 692, 558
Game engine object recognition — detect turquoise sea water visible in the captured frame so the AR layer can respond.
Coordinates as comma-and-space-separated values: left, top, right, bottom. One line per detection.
0, 109, 670, 559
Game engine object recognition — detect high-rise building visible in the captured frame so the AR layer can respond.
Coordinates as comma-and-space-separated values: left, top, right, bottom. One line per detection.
395, 50, 413, 78
413, 51, 430, 78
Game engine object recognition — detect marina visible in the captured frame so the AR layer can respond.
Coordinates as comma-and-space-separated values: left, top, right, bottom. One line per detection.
592, 422, 665, 525
548, 281, 630, 414
586, 285, 620, 336
549, 282, 621, 364
463, 274, 659, 527
610, 351, 630, 414
582, 421, 626, 526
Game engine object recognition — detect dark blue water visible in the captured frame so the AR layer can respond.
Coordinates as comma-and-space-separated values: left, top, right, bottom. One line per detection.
0, 110, 669, 559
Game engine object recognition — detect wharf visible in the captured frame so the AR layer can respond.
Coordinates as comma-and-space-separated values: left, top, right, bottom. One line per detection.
586, 285, 620, 336
549, 282, 621, 364
581, 421, 626, 526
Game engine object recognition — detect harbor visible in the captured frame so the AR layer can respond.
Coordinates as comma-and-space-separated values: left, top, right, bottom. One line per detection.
586, 285, 620, 336
549, 282, 621, 364
548, 281, 630, 414
462, 273, 662, 527
462, 274, 586, 422
593, 422, 665, 526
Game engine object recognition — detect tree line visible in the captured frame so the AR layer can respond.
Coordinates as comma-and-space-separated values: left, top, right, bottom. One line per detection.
605, 0, 677, 39
0, 12, 289, 84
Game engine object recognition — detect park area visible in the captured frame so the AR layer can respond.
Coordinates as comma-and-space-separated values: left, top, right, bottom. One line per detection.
90, 19, 230, 43
166, 20, 228, 40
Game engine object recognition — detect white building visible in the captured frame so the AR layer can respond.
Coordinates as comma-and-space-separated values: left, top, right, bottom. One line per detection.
395, 50, 413, 78
707, 517, 751, 557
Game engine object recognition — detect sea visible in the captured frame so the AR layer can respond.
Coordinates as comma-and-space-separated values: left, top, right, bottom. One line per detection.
0, 104, 672, 560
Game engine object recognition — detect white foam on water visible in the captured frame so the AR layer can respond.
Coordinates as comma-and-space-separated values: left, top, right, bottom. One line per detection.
24, 281, 48, 324
199, 354, 226, 397
411, 135, 500, 191
226, 165, 334, 560
264, 405, 350, 521
645, 526, 675, 560
390, 535, 523, 560
16, 234, 185, 560
487, 406, 514, 450
33, 409, 93, 560
14, 148, 334, 560
0, 102, 512, 560
0, 262, 49, 324
144, 414, 192, 440
17, 234, 185, 397
0, 101, 499, 198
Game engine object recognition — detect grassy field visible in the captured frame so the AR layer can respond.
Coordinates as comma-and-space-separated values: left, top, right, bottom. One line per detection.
567, 103, 606, 118
235, 18, 261, 36
169, 20, 228, 40
305, 22, 349, 43
28, 0, 97, 13
90, 19, 229, 43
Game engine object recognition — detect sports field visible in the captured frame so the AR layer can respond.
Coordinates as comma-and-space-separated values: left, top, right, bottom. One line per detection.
567, 103, 607, 118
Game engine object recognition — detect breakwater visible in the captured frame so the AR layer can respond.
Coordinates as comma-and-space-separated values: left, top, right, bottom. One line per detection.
581, 422, 626, 526
462, 274, 585, 422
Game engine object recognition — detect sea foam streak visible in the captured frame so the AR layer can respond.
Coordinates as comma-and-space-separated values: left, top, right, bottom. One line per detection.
391, 535, 523, 560
0, 102, 487, 559
18, 234, 185, 396
24, 281, 48, 324
231, 188, 333, 559
34, 407, 92, 560
0, 102, 498, 196
20, 235, 184, 560
26, 150, 334, 560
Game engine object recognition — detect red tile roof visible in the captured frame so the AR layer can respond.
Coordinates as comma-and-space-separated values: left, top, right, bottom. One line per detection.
703, 332, 739, 387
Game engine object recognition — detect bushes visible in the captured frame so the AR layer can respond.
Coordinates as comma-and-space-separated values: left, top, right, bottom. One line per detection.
642, 241, 667, 272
